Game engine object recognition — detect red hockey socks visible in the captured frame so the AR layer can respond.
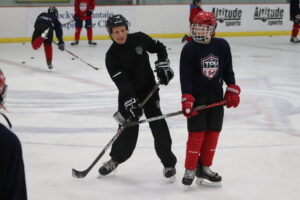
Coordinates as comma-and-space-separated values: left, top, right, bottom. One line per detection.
32, 36, 44, 50
75, 27, 82, 41
292, 23, 300, 38
185, 131, 205, 170
200, 130, 220, 167
87, 28, 93, 41
44, 44, 52, 64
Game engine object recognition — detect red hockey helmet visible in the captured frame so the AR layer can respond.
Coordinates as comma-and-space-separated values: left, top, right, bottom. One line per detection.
191, 11, 217, 44
0, 69, 7, 105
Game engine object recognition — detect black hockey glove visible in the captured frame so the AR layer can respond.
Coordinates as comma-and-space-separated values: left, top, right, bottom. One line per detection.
74, 15, 80, 21
58, 41, 65, 51
124, 98, 143, 121
87, 9, 93, 16
154, 59, 174, 85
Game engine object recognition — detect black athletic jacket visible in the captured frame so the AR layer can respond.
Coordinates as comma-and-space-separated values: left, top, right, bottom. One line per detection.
105, 32, 167, 101
34, 12, 64, 43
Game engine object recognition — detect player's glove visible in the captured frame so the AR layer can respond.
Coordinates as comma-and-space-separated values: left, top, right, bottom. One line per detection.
124, 98, 143, 121
87, 9, 93, 16
154, 59, 174, 85
181, 94, 198, 118
74, 15, 80, 21
224, 84, 241, 108
58, 41, 65, 51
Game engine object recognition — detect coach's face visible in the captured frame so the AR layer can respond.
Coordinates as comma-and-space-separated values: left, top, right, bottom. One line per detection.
111, 26, 128, 45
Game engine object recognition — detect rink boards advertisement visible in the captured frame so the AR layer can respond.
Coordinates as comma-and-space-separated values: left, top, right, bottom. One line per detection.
0, 3, 294, 41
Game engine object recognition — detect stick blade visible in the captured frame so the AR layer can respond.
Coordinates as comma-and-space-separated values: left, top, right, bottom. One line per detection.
72, 168, 87, 179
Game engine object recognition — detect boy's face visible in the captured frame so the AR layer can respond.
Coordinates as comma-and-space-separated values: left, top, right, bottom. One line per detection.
111, 26, 128, 44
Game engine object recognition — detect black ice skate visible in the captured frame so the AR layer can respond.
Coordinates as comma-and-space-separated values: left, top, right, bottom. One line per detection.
88, 40, 97, 46
71, 40, 79, 46
195, 164, 222, 187
182, 169, 196, 187
46, 60, 53, 71
98, 159, 118, 177
290, 37, 300, 43
47, 63, 53, 70
163, 167, 176, 182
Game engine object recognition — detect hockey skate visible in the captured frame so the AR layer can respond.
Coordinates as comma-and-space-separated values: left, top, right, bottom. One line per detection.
88, 40, 97, 46
163, 167, 176, 183
98, 159, 118, 177
71, 40, 79, 46
41, 28, 49, 39
195, 164, 222, 187
47, 63, 53, 70
182, 169, 196, 190
290, 37, 300, 43
46, 60, 53, 71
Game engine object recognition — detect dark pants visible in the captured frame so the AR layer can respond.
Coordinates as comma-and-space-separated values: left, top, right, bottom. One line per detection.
0, 124, 27, 200
75, 19, 92, 29
32, 23, 53, 45
188, 87, 224, 132
110, 91, 177, 168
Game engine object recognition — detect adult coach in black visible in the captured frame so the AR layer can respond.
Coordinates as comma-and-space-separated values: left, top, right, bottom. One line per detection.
98, 14, 177, 181
180, 12, 241, 187
0, 69, 27, 200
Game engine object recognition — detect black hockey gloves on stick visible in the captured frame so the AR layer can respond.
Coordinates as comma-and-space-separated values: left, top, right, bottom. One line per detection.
119, 100, 227, 127
52, 41, 99, 70
72, 83, 161, 179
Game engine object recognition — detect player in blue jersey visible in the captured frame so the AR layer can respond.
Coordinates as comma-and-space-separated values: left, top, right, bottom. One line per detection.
0, 69, 27, 200
180, 12, 241, 187
31, 7, 65, 70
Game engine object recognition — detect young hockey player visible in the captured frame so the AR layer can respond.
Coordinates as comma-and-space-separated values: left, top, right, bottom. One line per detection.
31, 7, 65, 70
182, 0, 203, 43
180, 12, 241, 187
290, 0, 300, 43
99, 14, 177, 181
0, 69, 27, 200
71, 0, 97, 46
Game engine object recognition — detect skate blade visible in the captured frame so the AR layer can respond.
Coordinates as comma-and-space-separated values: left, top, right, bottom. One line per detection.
165, 175, 176, 183
196, 178, 222, 187
183, 185, 192, 192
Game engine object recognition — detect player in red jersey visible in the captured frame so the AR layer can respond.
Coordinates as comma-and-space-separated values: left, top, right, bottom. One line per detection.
71, 0, 97, 46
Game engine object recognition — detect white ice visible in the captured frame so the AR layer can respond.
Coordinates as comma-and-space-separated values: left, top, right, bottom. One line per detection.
0, 36, 300, 200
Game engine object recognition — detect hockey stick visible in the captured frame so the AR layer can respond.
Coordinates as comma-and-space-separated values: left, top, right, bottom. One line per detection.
52, 41, 99, 70
72, 83, 161, 178
62, 19, 75, 26
122, 100, 227, 127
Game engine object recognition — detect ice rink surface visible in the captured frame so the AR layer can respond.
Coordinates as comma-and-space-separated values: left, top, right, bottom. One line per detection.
0, 36, 300, 200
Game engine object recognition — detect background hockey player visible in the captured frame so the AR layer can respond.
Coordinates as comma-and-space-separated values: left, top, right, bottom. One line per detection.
98, 14, 177, 181
182, 0, 203, 43
31, 7, 65, 70
71, 0, 97, 46
180, 12, 241, 187
0, 69, 27, 200
290, 0, 300, 43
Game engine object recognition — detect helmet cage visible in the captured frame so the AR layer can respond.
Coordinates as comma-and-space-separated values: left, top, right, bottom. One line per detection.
191, 23, 215, 44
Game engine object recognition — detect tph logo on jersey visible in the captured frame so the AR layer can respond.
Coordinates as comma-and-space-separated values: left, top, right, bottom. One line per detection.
201, 54, 219, 80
